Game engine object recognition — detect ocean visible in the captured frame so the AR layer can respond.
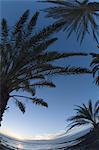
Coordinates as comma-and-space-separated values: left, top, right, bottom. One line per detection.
0, 129, 90, 150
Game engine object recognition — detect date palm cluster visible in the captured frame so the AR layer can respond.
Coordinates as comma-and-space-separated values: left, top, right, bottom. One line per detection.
0, 10, 91, 118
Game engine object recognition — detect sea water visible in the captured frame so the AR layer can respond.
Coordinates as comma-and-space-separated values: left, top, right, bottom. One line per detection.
0, 134, 74, 150
0, 128, 90, 150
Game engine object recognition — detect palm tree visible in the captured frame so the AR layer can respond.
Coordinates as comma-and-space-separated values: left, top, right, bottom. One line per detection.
67, 100, 99, 132
41, 0, 99, 44
0, 10, 91, 126
41, 0, 99, 85
90, 48, 99, 86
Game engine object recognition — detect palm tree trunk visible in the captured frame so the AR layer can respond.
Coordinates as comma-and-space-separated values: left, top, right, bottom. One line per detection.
0, 85, 9, 126
88, 2, 99, 11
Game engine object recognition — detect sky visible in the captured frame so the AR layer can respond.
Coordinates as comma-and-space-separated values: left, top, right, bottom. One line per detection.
0, 0, 99, 140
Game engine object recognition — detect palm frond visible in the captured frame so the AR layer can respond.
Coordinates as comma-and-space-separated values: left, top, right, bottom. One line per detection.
88, 100, 93, 116
28, 11, 39, 32
42, 0, 99, 44
1, 19, 8, 41
94, 100, 99, 117
32, 98, 48, 107
55, 66, 92, 75
67, 120, 90, 133
30, 81, 56, 88
15, 100, 25, 114
11, 95, 48, 108
33, 38, 58, 53
67, 100, 99, 132
13, 9, 29, 35
90, 52, 99, 86
29, 21, 65, 45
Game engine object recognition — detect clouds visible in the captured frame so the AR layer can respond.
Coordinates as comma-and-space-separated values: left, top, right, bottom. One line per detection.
24, 130, 65, 140
0, 129, 65, 140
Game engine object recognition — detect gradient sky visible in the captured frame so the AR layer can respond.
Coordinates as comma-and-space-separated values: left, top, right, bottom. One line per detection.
0, 0, 99, 140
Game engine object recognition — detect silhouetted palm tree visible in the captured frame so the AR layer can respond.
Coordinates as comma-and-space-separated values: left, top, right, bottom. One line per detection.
41, 0, 99, 85
0, 10, 91, 126
67, 100, 99, 132
41, 0, 99, 44
90, 48, 99, 85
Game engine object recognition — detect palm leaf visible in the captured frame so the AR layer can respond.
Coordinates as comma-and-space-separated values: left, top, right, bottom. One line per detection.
15, 100, 25, 114
13, 9, 29, 35
94, 100, 99, 117
28, 11, 39, 32
88, 100, 93, 116
32, 98, 48, 107
90, 52, 99, 85
67, 100, 99, 132
30, 81, 56, 88
1, 19, 8, 40
42, 0, 99, 44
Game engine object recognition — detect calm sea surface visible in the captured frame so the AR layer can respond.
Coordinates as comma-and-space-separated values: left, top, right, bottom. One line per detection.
0, 134, 71, 150
0, 129, 90, 150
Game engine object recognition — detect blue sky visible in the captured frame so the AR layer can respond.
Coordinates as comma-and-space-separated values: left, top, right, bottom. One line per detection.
0, 0, 99, 140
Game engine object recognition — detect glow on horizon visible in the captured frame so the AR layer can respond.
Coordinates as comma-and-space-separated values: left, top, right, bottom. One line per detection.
0, 129, 65, 140
0, 125, 91, 141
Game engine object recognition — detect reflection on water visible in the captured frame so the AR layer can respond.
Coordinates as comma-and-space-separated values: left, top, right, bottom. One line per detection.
0, 132, 82, 150
0, 134, 64, 150
17, 143, 24, 149
0, 128, 91, 150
